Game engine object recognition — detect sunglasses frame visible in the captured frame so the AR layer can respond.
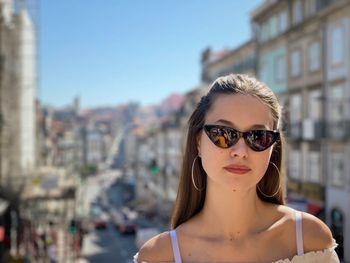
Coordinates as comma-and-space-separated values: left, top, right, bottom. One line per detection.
203, 124, 280, 152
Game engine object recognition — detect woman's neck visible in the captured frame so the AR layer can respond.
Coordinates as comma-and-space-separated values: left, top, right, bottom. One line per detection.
197, 180, 268, 240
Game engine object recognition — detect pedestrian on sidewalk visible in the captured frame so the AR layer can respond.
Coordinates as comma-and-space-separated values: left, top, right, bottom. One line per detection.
77, 224, 85, 257
47, 240, 58, 263
134, 74, 340, 262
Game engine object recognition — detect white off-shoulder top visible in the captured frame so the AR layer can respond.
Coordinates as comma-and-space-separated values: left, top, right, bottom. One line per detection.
133, 210, 340, 263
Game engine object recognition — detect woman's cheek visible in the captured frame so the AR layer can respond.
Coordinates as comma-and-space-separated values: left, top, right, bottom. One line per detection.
256, 153, 272, 179
201, 148, 225, 178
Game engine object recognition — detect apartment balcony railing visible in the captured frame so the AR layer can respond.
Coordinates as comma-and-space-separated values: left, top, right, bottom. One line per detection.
316, 0, 338, 11
326, 120, 350, 140
286, 119, 350, 140
285, 122, 302, 140
302, 119, 325, 140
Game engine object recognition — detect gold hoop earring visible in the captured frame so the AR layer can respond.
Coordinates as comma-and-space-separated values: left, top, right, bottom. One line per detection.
257, 162, 280, 198
191, 155, 203, 191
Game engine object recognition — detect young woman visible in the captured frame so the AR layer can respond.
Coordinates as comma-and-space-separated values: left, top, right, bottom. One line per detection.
134, 74, 340, 262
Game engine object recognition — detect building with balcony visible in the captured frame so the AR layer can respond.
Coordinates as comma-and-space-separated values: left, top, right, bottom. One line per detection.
251, 0, 350, 260
201, 40, 257, 85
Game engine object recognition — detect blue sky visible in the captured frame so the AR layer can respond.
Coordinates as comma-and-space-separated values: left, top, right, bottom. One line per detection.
40, 0, 261, 108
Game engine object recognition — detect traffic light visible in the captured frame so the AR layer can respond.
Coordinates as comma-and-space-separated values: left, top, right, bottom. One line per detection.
69, 219, 76, 234
150, 159, 158, 175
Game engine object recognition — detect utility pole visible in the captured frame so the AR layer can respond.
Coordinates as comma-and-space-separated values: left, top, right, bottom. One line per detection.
0, 8, 5, 263
0, 35, 3, 187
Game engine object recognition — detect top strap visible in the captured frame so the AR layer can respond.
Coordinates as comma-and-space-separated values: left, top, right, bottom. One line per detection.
295, 210, 304, 256
169, 230, 182, 263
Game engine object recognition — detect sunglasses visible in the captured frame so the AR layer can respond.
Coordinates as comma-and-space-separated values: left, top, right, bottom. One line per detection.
203, 124, 280, 152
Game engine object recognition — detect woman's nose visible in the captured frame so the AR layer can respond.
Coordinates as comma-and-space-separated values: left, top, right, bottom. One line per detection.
230, 138, 249, 158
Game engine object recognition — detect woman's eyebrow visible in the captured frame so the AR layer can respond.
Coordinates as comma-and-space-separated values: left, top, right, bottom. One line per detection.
214, 119, 235, 126
214, 119, 268, 129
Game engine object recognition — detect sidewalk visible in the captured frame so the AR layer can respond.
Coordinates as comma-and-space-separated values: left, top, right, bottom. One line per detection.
57, 227, 83, 263
74, 229, 100, 263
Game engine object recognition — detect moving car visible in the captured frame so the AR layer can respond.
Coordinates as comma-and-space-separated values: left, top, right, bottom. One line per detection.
93, 212, 109, 230
118, 217, 137, 234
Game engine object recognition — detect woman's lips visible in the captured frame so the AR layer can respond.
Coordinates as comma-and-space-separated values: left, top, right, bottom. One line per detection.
223, 165, 251, 175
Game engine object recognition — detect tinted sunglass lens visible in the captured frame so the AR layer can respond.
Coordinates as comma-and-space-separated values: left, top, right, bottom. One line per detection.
205, 125, 279, 151
246, 130, 276, 151
207, 126, 235, 148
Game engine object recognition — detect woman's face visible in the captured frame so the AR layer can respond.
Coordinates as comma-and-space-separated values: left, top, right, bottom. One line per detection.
197, 93, 276, 192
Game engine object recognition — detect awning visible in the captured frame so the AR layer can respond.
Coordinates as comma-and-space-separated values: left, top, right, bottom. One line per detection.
21, 186, 76, 201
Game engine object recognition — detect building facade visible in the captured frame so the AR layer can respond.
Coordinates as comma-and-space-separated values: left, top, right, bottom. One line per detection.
0, 1, 36, 192
251, 0, 350, 260
201, 40, 257, 84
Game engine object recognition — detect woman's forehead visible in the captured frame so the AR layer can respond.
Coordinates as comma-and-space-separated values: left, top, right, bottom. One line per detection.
206, 94, 274, 129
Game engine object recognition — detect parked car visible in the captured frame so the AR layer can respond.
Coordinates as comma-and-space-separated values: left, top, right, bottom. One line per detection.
118, 217, 137, 234
93, 212, 109, 230
135, 228, 160, 248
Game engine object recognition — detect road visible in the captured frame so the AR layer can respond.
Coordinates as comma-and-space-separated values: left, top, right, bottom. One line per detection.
79, 222, 137, 263
76, 169, 168, 263
77, 170, 138, 263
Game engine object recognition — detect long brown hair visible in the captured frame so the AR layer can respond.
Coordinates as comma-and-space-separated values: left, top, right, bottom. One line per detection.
170, 74, 286, 229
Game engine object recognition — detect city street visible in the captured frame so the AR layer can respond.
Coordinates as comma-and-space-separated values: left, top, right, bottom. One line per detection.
74, 168, 168, 263
0, 0, 347, 262
76, 170, 141, 263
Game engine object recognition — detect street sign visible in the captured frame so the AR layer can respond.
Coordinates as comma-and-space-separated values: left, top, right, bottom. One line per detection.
41, 176, 58, 191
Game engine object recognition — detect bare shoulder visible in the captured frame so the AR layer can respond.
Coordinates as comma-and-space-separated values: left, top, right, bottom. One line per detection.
301, 212, 334, 252
270, 205, 334, 252
137, 231, 173, 262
